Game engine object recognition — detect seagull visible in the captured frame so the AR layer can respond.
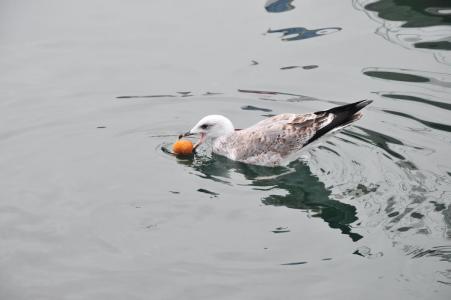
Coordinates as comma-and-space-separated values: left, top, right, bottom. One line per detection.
179, 100, 372, 166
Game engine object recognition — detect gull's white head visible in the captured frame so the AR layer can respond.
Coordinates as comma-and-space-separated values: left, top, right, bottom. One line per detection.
180, 115, 234, 149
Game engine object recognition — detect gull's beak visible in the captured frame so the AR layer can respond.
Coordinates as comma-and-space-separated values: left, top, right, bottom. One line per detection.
178, 131, 194, 140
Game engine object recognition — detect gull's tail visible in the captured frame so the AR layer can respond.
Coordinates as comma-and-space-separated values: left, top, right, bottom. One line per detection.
306, 100, 373, 145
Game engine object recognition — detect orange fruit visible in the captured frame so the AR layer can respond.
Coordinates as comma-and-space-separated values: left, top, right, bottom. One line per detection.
172, 139, 193, 155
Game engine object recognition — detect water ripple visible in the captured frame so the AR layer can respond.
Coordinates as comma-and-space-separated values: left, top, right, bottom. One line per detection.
408, 245, 451, 261
354, 0, 451, 65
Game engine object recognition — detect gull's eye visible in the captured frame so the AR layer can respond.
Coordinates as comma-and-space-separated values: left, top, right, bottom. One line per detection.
200, 124, 209, 129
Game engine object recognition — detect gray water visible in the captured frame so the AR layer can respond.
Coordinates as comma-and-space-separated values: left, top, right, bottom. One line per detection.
1, 0, 450, 299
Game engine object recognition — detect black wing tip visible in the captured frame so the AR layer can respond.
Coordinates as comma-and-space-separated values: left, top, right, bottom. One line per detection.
305, 99, 372, 146
324, 99, 373, 115
354, 99, 373, 110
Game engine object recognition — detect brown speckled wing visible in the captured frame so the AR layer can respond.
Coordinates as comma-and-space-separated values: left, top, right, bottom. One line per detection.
213, 112, 333, 165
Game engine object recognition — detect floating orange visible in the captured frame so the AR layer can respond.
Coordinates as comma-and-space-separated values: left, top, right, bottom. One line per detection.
172, 139, 193, 155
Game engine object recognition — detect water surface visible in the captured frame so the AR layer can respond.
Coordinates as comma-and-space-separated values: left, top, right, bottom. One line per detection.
0, 0, 450, 299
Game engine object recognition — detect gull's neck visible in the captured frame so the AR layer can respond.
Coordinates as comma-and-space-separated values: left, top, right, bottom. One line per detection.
218, 117, 235, 137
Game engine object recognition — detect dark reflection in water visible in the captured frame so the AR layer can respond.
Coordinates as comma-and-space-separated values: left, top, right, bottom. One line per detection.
197, 188, 219, 197
302, 65, 319, 70
342, 126, 406, 160
353, 246, 383, 258
364, 0, 451, 28
280, 66, 301, 70
117, 94, 176, 99
265, 0, 295, 13
340, 125, 451, 249
273, 226, 290, 233
116, 91, 224, 99
379, 92, 451, 110
241, 105, 272, 112
267, 26, 342, 41
237, 89, 321, 105
409, 245, 451, 261
364, 71, 430, 83
355, 0, 451, 64
382, 110, 451, 132
416, 41, 451, 51
238, 88, 301, 97
281, 261, 307, 265
280, 65, 319, 70
178, 153, 363, 242
177, 91, 193, 97
362, 67, 451, 88
203, 91, 223, 96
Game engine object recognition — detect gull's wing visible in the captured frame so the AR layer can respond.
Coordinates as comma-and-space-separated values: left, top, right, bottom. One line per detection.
213, 112, 333, 165
213, 100, 372, 166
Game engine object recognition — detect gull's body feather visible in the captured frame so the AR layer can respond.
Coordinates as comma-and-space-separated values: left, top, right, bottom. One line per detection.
184, 100, 372, 166
213, 112, 333, 166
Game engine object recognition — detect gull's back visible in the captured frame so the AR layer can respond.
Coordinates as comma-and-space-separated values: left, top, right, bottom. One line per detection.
212, 100, 373, 167
213, 112, 331, 166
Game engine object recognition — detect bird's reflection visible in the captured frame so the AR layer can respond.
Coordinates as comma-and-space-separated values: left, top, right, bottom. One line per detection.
178, 153, 363, 241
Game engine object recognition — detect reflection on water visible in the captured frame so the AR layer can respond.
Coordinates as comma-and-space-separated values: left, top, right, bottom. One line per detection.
337, 122, 451, 255
342, 126, 406, 160
364, 70, 430, 83
265, 0, 295, 13
409, 245, 451, 261
280, 65, 319, 70
237, 88, 320, 103
376, 92, 451, 110
241, 105, 272, 112
171, 150, 363, 242
362, 67, 451, 88
363, 67, 451, 132
357, 40, 451, 264
317, 132, 451, 274
415, 40, 451, 51
197, 188, 219, 197
354, 0, 451, 64
280, 65, 301, 70
117, 94, 176, 99
302, 65, 319, 70
255, 161, 363, 242
237, 88, 304, 98
382, 109, 451, 132
267, 26, 342, 41
363, 0, 451, 29
116, 91, 225, 99
281, 261, 307, 265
